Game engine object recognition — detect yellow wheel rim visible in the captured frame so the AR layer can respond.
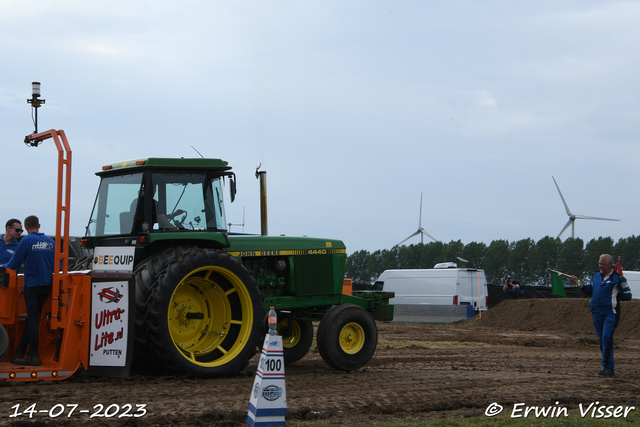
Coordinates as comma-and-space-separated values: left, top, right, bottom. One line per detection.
277, 319, 301, 349
339, 322, 365, 354
167, 266, 254, 367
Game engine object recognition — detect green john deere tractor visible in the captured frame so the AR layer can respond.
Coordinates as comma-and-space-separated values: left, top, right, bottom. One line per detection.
80, 157, 393, 377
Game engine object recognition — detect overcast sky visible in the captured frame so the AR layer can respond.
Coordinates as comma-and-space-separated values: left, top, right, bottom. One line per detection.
1, 1, 639, 254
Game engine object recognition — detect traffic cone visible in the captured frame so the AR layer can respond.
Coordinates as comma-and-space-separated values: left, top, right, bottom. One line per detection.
247, 329, 287, 426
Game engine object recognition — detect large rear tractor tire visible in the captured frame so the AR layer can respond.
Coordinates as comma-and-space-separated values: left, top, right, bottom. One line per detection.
316, 304, 378, 371
141, 247, 264, 377
132, 248, 188, 373
277, 315, 313, 365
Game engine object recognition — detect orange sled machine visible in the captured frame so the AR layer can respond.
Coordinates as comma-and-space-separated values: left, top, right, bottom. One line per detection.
0, 130, 133, 382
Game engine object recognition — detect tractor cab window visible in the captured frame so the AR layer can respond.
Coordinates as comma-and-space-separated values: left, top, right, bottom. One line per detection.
151, 173, 226, 231
211, 178, 227, 231
86, 173, 144, 236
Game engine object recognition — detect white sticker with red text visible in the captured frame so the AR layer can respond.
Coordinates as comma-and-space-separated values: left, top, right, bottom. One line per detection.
90, 281, 129, 367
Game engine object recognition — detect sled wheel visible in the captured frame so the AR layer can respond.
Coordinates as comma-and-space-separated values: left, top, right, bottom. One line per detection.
0, 323, 8, 362
145, 248, 264, 377
316, 304, 378, 371
277, 316, 313, 365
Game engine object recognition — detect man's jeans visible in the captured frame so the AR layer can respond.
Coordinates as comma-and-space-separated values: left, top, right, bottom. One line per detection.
505, 287, 524, 298
18, 285, 52, 357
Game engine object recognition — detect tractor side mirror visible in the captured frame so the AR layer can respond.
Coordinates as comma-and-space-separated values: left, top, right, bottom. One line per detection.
229, 178, 236, 203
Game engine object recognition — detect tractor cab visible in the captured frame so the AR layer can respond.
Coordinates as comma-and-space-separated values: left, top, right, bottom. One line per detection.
83, 158, 236, 255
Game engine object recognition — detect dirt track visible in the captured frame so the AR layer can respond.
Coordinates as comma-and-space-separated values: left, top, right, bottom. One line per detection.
1, 299, 640, 426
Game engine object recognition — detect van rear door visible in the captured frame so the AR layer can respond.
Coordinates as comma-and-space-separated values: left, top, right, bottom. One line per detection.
457, 269, 487, 311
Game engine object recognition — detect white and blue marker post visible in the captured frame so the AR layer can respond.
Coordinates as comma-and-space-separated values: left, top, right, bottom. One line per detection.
247, 307, 287, 426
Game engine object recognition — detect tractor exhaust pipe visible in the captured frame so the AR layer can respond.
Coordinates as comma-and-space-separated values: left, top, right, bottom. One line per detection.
256, 163, 268, 236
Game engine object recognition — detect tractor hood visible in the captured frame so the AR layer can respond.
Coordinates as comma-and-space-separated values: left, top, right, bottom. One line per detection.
226, 235, 346, 257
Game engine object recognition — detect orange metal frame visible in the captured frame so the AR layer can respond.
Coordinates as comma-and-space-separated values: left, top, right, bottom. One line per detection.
0, 130, 91, 381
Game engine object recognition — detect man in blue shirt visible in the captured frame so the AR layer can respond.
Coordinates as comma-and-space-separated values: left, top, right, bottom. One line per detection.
570, 254, 632, 376
4, 215, 55, 366
0, 219, 22, 265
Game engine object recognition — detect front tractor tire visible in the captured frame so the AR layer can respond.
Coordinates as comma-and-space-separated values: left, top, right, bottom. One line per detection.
277, 315, 314, 365
316, 304, 378, 371
142, 248, 264, 377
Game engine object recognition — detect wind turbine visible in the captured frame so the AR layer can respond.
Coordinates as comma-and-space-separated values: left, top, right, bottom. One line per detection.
398, 193, 439, 245
552, 176, 619, 239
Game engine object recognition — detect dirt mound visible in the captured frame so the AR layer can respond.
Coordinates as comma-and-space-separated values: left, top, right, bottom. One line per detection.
476, 298, 640, 339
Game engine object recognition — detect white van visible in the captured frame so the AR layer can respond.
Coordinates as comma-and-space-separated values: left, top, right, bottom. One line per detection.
373, 267, 488, 312
622, 271, 640, 298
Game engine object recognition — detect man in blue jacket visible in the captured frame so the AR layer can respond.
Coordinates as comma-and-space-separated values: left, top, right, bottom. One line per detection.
0, 219, 22, 265
570, 254, 632, 376
4, 215, 55, 366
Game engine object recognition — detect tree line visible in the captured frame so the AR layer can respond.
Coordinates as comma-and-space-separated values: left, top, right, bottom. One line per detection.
345, 235, 640, 286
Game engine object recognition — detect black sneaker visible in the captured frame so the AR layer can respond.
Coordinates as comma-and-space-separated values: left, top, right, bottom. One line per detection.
598, 368, 614, 376
10, 350, 25, 364
13, 355, 41, 366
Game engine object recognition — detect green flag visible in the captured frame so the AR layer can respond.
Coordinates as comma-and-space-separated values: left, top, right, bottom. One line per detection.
551, 272, 566, 297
